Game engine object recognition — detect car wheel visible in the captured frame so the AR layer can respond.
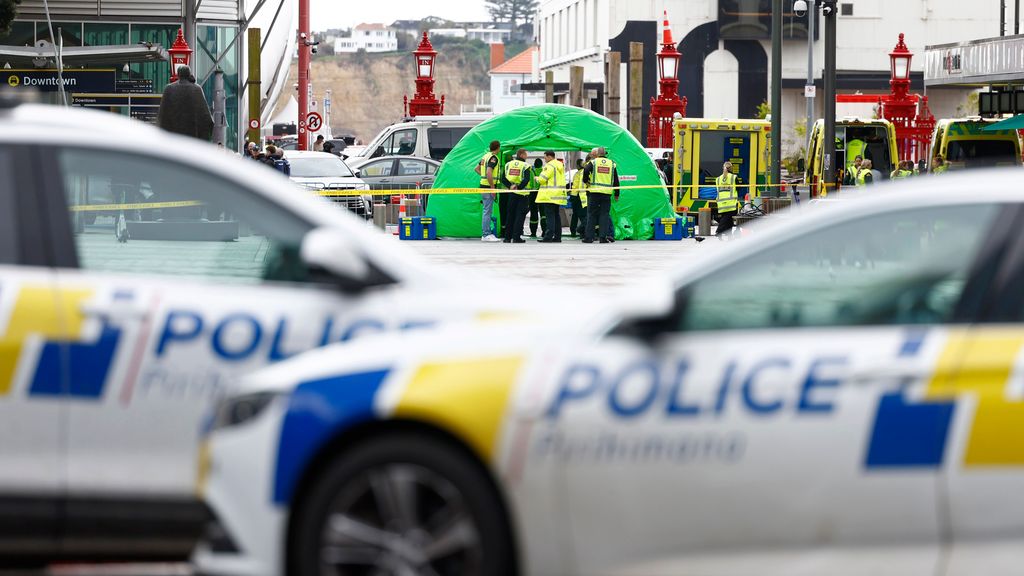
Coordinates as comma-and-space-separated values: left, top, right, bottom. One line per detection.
291, 433, 515, 576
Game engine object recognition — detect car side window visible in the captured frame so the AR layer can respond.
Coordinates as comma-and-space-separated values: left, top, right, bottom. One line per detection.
384, 129, 418, 156
0, 147, 18, 264
398, 159, 427, 176
677, 204, 999, 331
426, 162, 437, 175
59, 148, 314, 284
361, 161, 394, 177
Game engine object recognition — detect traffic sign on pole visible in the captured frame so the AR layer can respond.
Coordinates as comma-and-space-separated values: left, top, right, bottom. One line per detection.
306, 112, 323, 132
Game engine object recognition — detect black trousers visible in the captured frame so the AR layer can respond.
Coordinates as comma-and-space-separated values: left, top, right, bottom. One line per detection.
528, 192, 546, 236
504, 194, 529, 241
498, 192, 511, 237
569, 195, 586, 236
541, 203, 562, 241
585, 193, 613, 241
716, 211, 736, 236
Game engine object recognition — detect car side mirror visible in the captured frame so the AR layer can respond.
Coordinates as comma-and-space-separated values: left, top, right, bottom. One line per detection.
353, 169, 361, 177
301, 227, 371, 289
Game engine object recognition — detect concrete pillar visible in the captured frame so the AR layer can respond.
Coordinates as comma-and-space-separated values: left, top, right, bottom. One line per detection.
570, 65, 584, 108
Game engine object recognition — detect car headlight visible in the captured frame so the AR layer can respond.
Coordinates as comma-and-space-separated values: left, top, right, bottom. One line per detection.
301, 182, 326, 191
212, 392, 281, 431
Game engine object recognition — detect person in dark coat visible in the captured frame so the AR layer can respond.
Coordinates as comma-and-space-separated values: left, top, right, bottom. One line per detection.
157, 65, 214, 142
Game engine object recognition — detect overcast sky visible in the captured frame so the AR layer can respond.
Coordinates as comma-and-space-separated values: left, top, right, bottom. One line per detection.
310, 0, 491, 31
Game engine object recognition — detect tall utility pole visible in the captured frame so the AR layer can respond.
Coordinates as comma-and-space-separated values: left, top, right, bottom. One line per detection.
770, 0, 783, 193
806, 1, 815, 144
297, 0, 311, 150
822, 0, 838, 195
605, 51, 622, 125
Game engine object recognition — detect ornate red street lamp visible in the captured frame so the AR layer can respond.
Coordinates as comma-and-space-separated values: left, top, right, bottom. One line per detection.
404, 32, 445, 117
647, 11, 687, 148
878, 33, 935, 162
168, 28, 193, 83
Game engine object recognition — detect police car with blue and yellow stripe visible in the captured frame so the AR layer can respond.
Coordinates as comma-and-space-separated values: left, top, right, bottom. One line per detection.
198, 169, 1024, 576
0, 101, 571, 566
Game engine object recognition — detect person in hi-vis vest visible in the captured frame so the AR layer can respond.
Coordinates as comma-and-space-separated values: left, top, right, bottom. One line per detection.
581, 147, 620, 243
500, 148, 533, 243
568, 157, 589, 237
535, 151, 566, 243
475, 139, 501, 242
715, 161, 739, 238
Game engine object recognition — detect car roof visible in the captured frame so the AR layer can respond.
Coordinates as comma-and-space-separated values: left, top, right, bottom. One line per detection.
665, 168, 1024, 289
285, 150, 345, 158
0, 103, 441, 284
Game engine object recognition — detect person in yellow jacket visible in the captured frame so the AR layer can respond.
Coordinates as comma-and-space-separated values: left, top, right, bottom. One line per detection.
715, 161, 739, 238
890, 160, 914, 180
582, 147, 620, 244
535, 150, 567, 243
500, 148, 533, 243
931, 155, 948, 174
568, 158, 589, 237
474, 139, 501, 242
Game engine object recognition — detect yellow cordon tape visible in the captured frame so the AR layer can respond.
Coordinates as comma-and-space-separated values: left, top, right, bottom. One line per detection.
66, 182, 838, 211
68, 200, 205, 212
314, 183, 825, 198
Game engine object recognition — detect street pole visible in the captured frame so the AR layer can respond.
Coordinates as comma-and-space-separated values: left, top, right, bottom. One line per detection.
770, 0, 783, 194
1016, 0, 1020, 35
822, 1, 837, 195
1001, 0, 1006, 36
297, 0, 310, 150
806, 2, 815, 143
213, 68, 226, 146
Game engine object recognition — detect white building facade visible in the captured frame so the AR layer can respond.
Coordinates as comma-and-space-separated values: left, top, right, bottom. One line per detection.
536, 0, 1000, 152
334, 24, 398, 53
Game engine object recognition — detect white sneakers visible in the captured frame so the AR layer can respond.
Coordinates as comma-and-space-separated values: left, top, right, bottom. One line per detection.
481, 234, 500, 242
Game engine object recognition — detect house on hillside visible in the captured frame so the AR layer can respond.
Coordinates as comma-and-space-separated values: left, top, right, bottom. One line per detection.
429, 25, 511, 45
334, 23, 398, 53
490, 46, 543, 114
391, 17, 451, 36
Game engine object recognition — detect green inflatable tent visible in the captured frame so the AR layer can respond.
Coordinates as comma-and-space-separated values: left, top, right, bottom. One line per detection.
427, 104, 675, 239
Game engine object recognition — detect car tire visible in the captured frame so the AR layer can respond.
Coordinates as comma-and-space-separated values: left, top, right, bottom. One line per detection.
290, 433, 515, 576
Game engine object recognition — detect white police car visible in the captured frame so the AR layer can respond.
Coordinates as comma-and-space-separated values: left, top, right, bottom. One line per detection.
198, 171, 1024, 576
0, 100, 559, 564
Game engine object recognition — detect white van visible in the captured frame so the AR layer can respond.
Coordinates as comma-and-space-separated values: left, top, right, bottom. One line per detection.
349, 114, 492, 162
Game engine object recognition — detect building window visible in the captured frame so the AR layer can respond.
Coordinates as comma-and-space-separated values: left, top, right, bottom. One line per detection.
37, 21, 82, 47
502, 78, 518, 96
131, 24, 180, 95
0, 20, 36, 47
841, 3, 854, 15
84, 22, 129, 48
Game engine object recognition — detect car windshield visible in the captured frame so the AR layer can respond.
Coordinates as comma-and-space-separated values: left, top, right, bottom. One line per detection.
289, 157, 354, 178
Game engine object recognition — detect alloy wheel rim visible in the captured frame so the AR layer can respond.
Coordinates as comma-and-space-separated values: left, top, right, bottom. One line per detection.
319, 463, 483, 576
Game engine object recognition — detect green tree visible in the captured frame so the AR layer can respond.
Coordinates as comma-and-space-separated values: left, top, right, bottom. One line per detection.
0, 0, 21, 36
486, 0, 539, 39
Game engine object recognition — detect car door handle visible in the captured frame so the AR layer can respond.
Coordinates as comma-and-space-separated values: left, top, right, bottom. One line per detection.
79, 302, 150, 321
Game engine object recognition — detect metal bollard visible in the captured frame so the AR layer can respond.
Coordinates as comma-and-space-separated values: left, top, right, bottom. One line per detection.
698, 207, 712, 237
372, 204, 387, 229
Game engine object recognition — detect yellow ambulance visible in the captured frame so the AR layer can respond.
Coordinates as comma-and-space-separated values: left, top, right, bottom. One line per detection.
671, 119, 772, 213
929, 118, 1022, 171
803, 118, 898, 197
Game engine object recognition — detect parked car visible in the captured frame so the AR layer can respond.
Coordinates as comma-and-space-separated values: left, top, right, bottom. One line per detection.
0, 100, 578, 567
349, 114, 491, 162
348, 155, 440, 190
200, 171, 1024, 576
286, 150, 372, 218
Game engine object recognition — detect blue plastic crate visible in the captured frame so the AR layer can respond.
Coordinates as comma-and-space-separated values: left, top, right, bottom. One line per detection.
653, 217, 684, 240
399, 217, 417, 240
417, 216, 437, 240
399, 216, 437, 240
